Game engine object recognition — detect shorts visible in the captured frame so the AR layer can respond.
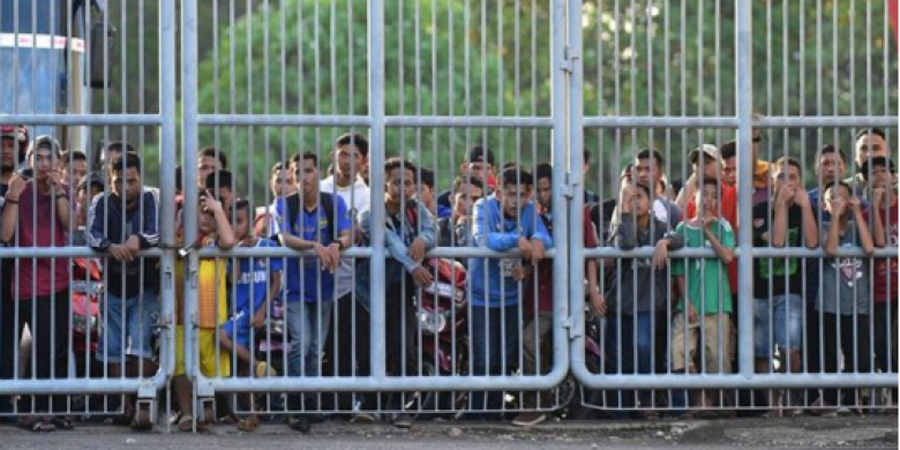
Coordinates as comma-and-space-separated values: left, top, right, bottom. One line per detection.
670, 313, 733, 374
96, 291, 160, 363
174, 325, 231, 378
222, 308, 254, 350
753, 294, 803, 357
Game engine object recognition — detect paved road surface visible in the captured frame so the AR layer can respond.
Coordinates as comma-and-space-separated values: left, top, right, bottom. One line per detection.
0, 416, 896, 449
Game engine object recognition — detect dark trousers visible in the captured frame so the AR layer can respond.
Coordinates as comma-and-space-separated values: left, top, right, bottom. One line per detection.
873, 303, 898, 403
604, 311, 666, 410
324, 292, 371, 410
470, 304, 521, 413
325, 280, 415, 411
821, 313, 872, 406
0, 289, 71, 414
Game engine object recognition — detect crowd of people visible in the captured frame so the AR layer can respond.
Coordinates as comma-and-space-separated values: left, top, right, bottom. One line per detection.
0, 123, 896, 433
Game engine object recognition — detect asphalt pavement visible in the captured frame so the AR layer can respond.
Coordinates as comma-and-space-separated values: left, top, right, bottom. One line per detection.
0, 415, 897, 449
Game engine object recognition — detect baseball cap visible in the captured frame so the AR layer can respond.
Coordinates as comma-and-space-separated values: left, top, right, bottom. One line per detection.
0, 124, 27, 143
28, 135, 62, 158
860, 156, 896, 181
689, 144, 723, 166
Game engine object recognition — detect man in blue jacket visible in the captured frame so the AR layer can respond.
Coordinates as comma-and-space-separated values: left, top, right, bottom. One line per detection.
468, 167, 552, 416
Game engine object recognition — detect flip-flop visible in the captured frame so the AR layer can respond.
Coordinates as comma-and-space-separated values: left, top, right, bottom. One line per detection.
177, 415, 195, 433
49, 417, 75, 430
18, 419, 56, 433
236, 416, 259, 432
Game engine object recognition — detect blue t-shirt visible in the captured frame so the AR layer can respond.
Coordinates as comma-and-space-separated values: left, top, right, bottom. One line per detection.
274, 194, 352, 303
232, 238, 283, 313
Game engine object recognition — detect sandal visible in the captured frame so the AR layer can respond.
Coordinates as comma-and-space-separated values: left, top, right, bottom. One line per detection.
178, 415, 195, 433
49, 417, 75, 430
18, 419, 56, 433
236, 416, 259, 432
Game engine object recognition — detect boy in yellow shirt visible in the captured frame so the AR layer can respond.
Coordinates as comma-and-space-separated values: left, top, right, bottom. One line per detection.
173, 191, 236, 431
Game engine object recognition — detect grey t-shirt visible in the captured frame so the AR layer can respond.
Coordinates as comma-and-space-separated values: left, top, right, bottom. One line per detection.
819, 219, 871, 315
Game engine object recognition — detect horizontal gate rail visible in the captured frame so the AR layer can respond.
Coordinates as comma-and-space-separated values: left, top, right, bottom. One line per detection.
0, 114, 164, 126
582, 115, 899, 129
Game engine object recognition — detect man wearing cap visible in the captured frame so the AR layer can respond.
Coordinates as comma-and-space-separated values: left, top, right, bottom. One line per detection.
865, 156, 899, 406
436, 145, 497, 214
0, 135, 73, 429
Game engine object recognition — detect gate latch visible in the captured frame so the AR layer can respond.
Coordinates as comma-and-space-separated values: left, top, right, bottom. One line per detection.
562, 173, 578, 199
561, 45, 580, 73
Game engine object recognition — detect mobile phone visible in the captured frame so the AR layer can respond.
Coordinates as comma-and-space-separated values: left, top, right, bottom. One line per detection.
17, 167, 33, 179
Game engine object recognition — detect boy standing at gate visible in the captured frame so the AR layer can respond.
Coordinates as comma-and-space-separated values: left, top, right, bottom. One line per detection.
602, 180, 684, 419
271, 152, 352, 433
468, 167, 552, 419
866, 157, 899, 407
173, 190, 236, 432
87, 152, 161, 430
670, 178, 735, 412
356, 157, 436, 428
752, 157, 818, 415
818, 180, 878, 410
219, 199, 283, 431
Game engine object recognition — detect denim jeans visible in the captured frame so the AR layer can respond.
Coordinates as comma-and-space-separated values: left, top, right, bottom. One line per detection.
605, 312, 660, 409
287, 300, 333, 408
469, 303, 521, 413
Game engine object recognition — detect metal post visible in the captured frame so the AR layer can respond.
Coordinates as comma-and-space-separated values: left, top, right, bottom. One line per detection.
566, 0, 585, 378
368, 0, 387, 380
181, 0, 200, 388
735, 0, 755, 381
159, 0, 178, 380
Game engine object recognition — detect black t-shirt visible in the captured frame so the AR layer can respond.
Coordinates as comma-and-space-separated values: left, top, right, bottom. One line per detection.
752, 200, 808, 297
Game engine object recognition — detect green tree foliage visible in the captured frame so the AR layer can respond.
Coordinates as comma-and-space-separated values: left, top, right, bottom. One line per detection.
101, 0, 897, 203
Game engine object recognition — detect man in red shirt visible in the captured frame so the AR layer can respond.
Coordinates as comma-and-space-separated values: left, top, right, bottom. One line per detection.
512, 163, 603, 427
865, 157, 898, 402
0, 136, 72, 431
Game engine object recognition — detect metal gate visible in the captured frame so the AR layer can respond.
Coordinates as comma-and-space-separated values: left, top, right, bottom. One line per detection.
179, 0, 574, 420
0, 0, 178, 421
0, 0, 896, 427
568, 0, 898, 416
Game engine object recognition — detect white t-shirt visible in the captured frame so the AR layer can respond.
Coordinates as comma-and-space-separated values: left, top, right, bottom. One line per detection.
320, 175, 371, 298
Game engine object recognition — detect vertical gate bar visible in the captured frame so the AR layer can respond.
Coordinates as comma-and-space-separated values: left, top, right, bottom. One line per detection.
368, 0, 387, 381
866, 0, 877, 388
181, 0, 199, 390
799, 1, 807, 405
562, 0, 580, 384
160, 0, 178, 383
736, 0, 755, 382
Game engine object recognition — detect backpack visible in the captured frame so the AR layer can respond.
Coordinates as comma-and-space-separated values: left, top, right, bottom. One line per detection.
273, 192, 336, 243
387, 200, 421, 246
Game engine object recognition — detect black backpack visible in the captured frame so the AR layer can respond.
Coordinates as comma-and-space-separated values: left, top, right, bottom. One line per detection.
273, 192, 336, 243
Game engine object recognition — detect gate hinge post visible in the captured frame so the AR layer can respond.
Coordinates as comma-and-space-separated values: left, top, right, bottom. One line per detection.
561, 45, 580, 73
